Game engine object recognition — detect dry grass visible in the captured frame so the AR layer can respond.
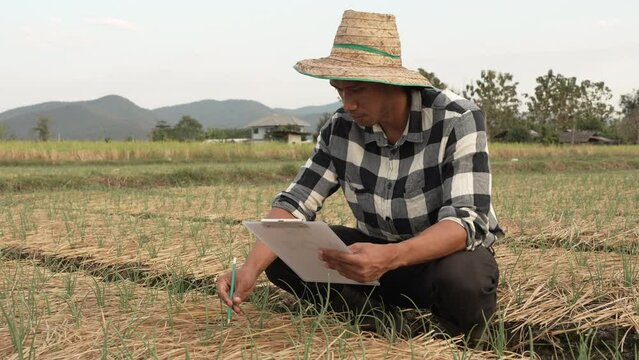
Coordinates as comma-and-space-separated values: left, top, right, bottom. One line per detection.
489, 143, 639, 160
496, 246, 639, 336
0, 260, 521, 359
1, 141, 638, 165
0, 186, 355, 277
3, 242, 637, 343
0, 141, 313, 163
2, 148, 639, 358
494, 170, 639, 253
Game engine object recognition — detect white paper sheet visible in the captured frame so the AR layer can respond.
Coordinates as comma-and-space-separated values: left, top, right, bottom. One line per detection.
243, 220, 379, 285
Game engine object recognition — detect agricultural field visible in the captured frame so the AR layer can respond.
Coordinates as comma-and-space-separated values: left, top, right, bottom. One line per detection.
1, 141, 638, 359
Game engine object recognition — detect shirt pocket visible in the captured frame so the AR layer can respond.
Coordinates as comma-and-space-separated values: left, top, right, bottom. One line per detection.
343, 179, 375, 215
403, 175, 426, 199
401, 175, 432, 234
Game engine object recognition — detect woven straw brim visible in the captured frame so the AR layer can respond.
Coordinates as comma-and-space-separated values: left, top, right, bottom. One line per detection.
295, 57, 431, 87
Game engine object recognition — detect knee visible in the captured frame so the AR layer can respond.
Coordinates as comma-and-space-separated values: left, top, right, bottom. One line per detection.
432, 249, 499, 329
434, 248, 498, 294
434, 269, 496, 321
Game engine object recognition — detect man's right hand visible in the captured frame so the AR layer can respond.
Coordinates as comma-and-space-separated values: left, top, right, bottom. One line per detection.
216, 265, 260, 315
216, 208, 294, 315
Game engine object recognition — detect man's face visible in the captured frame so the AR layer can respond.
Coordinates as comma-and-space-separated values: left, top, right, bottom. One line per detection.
329, 80, 398, 127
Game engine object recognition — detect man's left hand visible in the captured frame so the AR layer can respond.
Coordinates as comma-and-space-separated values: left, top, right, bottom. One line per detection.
319, 243, 397, 283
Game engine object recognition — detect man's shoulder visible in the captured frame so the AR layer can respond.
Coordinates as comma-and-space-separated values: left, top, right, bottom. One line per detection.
320, 108, 360, 140
420, 87, 480, 115
327, 108, 348, 127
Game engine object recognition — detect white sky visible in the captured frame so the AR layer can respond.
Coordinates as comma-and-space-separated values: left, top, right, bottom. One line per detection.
1, 0, 638, 113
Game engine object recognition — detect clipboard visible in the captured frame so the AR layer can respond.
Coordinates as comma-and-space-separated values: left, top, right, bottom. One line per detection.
243, 219, 379, 286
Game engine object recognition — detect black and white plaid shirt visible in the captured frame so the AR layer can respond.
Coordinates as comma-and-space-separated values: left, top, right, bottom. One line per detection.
272, 88, 503, 250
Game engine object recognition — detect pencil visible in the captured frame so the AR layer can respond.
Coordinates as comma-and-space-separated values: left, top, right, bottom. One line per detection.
226, 257, 237, 324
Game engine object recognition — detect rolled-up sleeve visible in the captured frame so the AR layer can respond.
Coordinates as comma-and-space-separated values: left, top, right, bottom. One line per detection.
437, 109, 492, 250
272, 120, 340, 220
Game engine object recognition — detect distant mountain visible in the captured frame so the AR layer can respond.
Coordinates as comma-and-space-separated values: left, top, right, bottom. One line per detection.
0, 95, 159, 140
274, 102, 341, 130
152, 99, 275, 129
0, 95, 342, 140
152, 100, 342, 130
273, 102, 341, 117
0, 101, 68, 120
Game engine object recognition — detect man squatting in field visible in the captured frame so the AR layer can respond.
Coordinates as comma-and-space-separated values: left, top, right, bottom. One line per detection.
217, 10, 503, 340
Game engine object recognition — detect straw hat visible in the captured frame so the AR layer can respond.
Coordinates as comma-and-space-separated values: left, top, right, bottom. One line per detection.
294, 10, 431, 87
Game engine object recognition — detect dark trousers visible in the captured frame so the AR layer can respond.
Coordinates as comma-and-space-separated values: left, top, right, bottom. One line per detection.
265, 225, 499, 336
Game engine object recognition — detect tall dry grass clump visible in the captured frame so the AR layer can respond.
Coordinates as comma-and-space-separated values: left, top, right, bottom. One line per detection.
1, 140, 637, 165
0, 141, 314, 163
489, 143, 639, 160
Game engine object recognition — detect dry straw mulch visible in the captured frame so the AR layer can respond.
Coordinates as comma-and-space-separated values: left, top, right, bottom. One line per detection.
2, 241, 638, 353
3, 183, 638, 357
1, 186, 354, 279
0, 260, 523, 359
495, 245, 639, 348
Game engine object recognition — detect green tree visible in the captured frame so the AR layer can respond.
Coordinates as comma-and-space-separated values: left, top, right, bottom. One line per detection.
526, 70, 613, 143
172, 116, 204, 141
465, 70, 521, 138
499, 126, 532, 143
526, 70, 581, 136
205, 128, 251, 139
33, 116, 51, 141
151, 120, 173, 141
600, 118, 624, 143
206, 128, 224, 139
619, 89, 639, 144
576, 80, 614, 132
265, 124, 303, 141
417, 68, 447, 89
0, 122, 8, 140
227, 128, 251, 138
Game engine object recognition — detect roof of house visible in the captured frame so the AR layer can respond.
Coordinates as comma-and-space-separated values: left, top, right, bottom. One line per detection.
589, 135, 616, 144
559, 130, 595, 143
559, 130, 615, 144
246, 114, 310, 128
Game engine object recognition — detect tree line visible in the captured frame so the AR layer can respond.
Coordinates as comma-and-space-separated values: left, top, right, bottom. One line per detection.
150, 116, 250, 141
419, 68, 639, 144
4, 69, 637, 144
0, 116, 52, 141
9, 115, 250, 142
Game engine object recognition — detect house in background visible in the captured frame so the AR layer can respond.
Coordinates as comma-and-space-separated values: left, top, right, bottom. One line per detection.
246, 114, 311, 143
559, 130, 617, 145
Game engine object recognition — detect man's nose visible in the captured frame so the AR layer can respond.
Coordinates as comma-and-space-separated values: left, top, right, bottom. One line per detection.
342, 94, 357, 111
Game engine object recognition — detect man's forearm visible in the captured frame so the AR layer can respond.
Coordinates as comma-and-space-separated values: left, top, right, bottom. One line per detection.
387, 220, 467, 270
241, 207, 296, 276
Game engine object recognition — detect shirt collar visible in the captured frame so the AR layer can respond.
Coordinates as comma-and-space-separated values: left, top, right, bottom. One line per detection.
362, 89, 424, 146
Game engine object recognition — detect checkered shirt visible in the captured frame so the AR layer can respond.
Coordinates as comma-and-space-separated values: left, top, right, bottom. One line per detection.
272, 88, 503, 250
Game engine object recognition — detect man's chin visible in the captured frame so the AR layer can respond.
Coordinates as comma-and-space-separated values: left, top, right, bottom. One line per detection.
351, 117, 372, 127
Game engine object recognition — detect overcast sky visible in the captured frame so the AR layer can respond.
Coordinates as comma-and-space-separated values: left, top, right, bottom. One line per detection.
1, 0, 638, 113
